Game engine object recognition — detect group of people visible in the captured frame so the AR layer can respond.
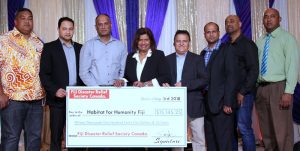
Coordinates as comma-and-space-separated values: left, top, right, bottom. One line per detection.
0, 7, 298, 151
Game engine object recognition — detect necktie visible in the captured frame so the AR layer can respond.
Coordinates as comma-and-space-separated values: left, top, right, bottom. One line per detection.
261, 34, 270, 76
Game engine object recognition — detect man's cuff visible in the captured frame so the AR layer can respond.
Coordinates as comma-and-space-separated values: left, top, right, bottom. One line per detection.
119, 78, 128, 87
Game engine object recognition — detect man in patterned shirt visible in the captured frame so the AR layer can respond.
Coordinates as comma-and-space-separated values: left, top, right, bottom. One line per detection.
0, 8, 45, 151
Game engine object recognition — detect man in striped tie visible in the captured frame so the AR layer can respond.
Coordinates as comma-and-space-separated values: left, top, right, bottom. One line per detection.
256, 8, 299, 151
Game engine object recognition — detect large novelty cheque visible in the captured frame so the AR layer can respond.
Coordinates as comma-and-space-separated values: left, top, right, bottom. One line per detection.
66, 87, 187, 148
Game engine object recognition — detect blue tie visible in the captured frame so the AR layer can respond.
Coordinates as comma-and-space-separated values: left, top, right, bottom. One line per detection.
261, 34, 270, 76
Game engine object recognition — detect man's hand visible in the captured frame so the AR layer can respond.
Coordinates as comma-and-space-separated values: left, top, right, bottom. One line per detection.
162, 83, 170, 87
223, 105, 233, 114
0, 94, 9, 109
237, 93, 244, 106
174, 82, 182, 87
133, 81, 144, 87
55, 88, 66, 98
280, 93, 292, 110
113, 79, 125, 87
143, 81, 153, 87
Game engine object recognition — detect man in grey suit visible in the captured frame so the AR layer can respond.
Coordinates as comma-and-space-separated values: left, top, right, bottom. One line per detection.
163, 30, 207, 151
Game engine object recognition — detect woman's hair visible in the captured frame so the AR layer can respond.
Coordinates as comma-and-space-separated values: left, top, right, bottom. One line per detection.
132, 27, 156, 52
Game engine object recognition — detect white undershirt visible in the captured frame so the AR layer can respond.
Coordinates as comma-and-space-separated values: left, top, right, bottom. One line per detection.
132, 49, 159, 87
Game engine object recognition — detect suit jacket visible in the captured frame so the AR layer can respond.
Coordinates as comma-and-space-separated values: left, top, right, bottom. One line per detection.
124, 50, 171, 86
200, 43, 238, 114
167, 51, 207, 118
40, 39, 83, 107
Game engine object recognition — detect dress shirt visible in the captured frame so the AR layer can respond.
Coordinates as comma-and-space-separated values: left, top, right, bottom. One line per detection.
204, 39, 222, 66
79, 36, 127, 86
256, 27, 299, 94
0, 28, 45, 100
60, 39, 77, 86
231, 34, 259, 95
176, 52, 187, 82
132, 50, 159, 87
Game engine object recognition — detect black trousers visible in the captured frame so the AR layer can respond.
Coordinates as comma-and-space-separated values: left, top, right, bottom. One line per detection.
49, 106, 85, 151
204, 103, 235, 151
49, 106, 66, 151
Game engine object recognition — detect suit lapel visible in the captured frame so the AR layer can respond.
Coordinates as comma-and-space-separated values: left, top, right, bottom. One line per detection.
56, 39, 69, 71
73, 43, 80, 75
206, 51, 217, 68
141, 54, 152, 82
181, 52, 191, 80
206, 44, 223, 71
200, 50, 207, 68
170, 53, 177, 84
131, 55, 138, 81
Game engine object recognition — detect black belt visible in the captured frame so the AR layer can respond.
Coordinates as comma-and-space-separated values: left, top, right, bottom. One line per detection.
258, 80, 286, 87
10, 99, 43, 103
258, 82, 272, 87
98, 85, 113, 87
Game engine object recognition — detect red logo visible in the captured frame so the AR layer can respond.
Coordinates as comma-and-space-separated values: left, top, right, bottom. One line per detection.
69, 90, 110, 99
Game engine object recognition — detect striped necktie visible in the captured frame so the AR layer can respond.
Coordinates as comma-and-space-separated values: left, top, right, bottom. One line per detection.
261, 34, 270, 76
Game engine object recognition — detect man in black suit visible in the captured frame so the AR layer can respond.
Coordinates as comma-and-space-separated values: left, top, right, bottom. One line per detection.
200, 22, 238, 151
163, 30, 207, 151
39, 17, 83, 151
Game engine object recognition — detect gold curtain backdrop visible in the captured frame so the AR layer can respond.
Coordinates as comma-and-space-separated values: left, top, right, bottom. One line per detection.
139, 0, 148, 28
62, 0, 85, 44
176, 0, 198, 53
287, 0, 300, 82
288, 0, 300, 47
27, 0, 85, 43
1, 0, 299, 46
114, 0, 128, 46
28, 0, 62, 42
194, 0, 230, 53
251, 0, 268, 42
0, 0, 8, 35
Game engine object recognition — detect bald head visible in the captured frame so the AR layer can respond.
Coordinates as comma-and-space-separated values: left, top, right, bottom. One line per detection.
204, 22, 219, 32
264, 8, 280, 17
263, 8, 281, 33
226, 15, 240, 22
95, 14, 112, 38
225, 15, 241, 37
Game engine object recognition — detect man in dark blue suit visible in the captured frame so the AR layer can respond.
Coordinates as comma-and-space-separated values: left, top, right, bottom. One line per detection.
164, 30, 207, 151
39, 17, 83, 151
200, 22, 239, 151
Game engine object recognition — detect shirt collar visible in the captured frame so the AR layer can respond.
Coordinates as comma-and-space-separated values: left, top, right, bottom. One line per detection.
231, 34, 244, 44
204, 39, 222, 52
59, 38, 74, 48
265, 26, 282, 38
96, 35, 116, 44
132, 49, 152, 58
176, 51, 188, 58
12, 27, 39, 40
